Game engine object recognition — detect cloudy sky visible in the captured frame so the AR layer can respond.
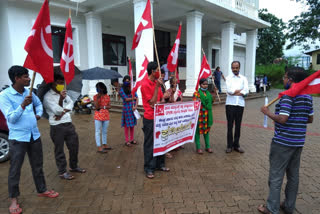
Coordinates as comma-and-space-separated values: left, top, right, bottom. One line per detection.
259, 0, 310, 56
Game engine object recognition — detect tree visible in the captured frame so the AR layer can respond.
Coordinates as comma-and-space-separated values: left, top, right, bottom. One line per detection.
256, 9, 286, 65
286, 0, 320, 50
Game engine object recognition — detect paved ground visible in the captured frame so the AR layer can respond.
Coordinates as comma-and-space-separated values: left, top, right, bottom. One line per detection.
0, 90, 320, 214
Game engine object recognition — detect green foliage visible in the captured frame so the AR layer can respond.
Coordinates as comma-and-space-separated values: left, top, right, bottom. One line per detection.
286, 0, 320, 50
256, 64, 286, 88
256, 9, 286, 65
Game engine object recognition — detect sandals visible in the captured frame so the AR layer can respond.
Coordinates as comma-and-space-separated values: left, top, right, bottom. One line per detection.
38, 190, 59, 198
131, 140, 138, 145
205, 148, 213, 153
257, 204, 271, 214
158, 167, 170, 172
97, 150, 107, 153
125, 142, 132, 147
59, 172, 75, 180
197, 149, 203, 154
69, 167, 86, 173
146, 172, 154, 179
9, 204, 22, 214
103, 145, 112, 150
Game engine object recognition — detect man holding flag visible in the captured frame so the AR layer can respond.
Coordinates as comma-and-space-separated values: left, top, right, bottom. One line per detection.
258, 67, 314, 214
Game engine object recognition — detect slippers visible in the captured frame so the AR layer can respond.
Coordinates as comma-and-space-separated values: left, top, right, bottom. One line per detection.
158, 167, 170, 172
205, 148, 213, 153
125, 142, 132, 147
103, 146, 112, 150
69, 167, 86, 173
97, 150, 107, 153
9, 204, 22, 214
38, 190, 59, 198
146, 172, 154, 179
59, 172, 75, 180
131, 140, 138, 145
257, 204, 271, 214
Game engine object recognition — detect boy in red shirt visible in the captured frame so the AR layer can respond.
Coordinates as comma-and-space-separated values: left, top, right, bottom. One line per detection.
141, 61, 170, 179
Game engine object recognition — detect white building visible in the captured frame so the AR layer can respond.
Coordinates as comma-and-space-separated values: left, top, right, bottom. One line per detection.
0, 0, 270, 96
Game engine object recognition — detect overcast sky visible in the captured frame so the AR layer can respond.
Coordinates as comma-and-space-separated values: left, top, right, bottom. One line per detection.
259, 0, 310, 56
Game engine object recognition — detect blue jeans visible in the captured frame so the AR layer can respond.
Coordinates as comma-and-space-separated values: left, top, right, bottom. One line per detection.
267, 142, 302, 214
95, 120, 109, 147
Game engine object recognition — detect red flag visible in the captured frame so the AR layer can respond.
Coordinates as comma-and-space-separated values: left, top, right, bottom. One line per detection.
279, 69, 320, 98
195, 54, 211, 90
60, 18, 74, 85
128, 58, 134, 90
131, 0, 152, 50
132, 56, 149, 95
24, 0, 53, 83
167, 24, 181, 72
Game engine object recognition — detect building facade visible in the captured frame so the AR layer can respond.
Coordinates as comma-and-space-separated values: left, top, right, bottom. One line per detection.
0, 0, 269, 96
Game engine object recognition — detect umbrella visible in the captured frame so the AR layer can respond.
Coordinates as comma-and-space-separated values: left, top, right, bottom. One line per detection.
81, 67, 122, 80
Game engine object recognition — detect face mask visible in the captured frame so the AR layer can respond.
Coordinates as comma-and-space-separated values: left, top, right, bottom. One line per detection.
200, 87, 207, 91
284, 82, 291, 90
124, 82, 130, 86
154, 71, 160, 79
56, 84, 64, 92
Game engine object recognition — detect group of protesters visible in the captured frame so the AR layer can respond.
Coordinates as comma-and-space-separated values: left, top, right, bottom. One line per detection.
0, 61, 314, 214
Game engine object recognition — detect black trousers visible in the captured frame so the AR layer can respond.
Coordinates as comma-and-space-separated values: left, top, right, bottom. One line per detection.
143, 117, 165, 174
225, 105, 244, 149
8, 137, 47, 198
50, 122, 79, 174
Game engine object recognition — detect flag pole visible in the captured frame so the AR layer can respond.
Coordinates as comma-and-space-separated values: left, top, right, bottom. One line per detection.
29, 71, 36, 96
201, 48, 220, 102
265, 97, 279, 108
173, 22, 182, 84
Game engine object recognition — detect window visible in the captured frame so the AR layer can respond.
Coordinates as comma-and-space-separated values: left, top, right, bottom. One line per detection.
102, 34, 126, 66
52, 26, 66, 63
317, 54, 320, 64
178, 44, 186, 67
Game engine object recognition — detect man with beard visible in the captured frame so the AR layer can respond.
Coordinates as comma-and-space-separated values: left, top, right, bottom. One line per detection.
258, 67, 313, 214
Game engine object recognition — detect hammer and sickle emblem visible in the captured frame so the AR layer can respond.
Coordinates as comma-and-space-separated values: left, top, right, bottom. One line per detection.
62, 37, 74, 72
170, 39, 180, 64
40, 25, 53, 58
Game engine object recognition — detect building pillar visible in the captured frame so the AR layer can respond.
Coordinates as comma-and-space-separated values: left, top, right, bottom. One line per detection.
245, 29, 258, 92
184, 10, 203, 96
220, 22, 235, 92
85, 12, 103, 96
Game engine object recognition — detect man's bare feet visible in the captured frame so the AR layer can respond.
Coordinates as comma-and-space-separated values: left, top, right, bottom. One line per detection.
9, 198, 22, 214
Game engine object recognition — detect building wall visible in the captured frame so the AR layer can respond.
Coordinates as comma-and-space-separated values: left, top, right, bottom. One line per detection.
311, 51, 320, 71
0, 1, 13, 87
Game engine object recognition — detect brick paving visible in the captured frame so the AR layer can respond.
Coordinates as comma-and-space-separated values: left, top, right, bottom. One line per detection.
0, 90, 320, 214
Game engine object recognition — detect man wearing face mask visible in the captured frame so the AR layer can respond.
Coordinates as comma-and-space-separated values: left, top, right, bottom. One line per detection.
225, 61, 248, 154
258, 67, 313, 214
43, 71, 86, 180
141, 61, 170, 179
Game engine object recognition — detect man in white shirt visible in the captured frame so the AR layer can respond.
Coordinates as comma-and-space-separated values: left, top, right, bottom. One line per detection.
43, 72, 86, 180
225, 61, 248, 153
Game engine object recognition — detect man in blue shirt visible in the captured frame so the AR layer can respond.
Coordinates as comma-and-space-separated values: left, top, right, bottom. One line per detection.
259, 67, 313, 214
212, 66, 225, 94
0, 66, 59, 214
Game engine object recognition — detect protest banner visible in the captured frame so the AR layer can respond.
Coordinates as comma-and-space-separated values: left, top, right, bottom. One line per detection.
153, 101, 200, 156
